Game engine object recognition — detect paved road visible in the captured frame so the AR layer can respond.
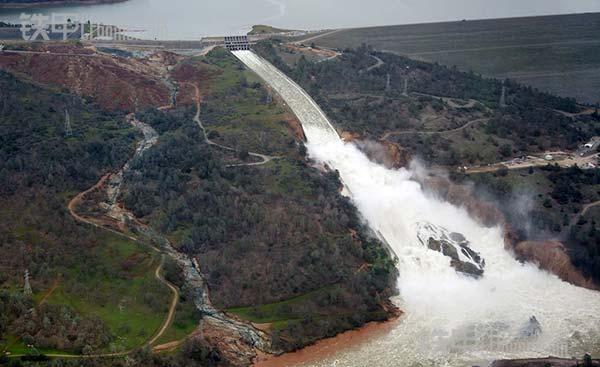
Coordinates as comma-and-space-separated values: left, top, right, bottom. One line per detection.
294, 29, 343, 45
1, 49, 98, 57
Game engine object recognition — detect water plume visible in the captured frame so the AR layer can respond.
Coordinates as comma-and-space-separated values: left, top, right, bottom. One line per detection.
233, 49, 600, 366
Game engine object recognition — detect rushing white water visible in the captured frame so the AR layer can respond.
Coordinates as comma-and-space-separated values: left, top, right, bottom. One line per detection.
233, 50, 600, 366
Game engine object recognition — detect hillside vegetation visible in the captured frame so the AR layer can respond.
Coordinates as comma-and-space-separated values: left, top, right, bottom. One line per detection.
122, 49, 398, 351
0, 70, 174, 356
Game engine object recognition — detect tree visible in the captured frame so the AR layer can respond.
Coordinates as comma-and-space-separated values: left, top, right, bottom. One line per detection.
499, 144, 513, 157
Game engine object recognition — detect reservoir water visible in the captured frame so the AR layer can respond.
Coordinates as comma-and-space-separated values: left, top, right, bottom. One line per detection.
2, 0, 600, 39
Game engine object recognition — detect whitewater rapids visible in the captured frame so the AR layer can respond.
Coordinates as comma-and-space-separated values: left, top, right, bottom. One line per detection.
233, 50, 600, 366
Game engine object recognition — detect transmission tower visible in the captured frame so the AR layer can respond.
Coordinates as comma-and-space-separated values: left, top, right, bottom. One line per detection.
385, 73, 391, 92
23, 269, 32, 296
499, 81, 507, 108
64, 110, 73, 136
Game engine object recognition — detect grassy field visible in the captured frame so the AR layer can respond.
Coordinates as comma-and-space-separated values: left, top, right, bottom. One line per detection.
38, 232, 170, 353
226, 286, 331, 325
155, 298, 198, 346
311, 13, 600, 104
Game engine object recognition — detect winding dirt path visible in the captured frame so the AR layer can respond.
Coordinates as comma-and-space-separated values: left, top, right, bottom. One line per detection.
382, 117, 488, 140
582, 200, 600, 217
10, 255, 180, 358
365, 55, 384, 72
184, 82, 279, 167
48, 117, 182, 359
147, 255, 179, 346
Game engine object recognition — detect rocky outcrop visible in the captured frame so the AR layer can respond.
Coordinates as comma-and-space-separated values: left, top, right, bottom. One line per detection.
131, 221, 277, 366
342, 133, 412, 169
416, 222, 485, 277
513, 241, 598, 290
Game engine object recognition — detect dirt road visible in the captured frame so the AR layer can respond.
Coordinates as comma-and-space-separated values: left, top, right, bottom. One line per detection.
147, 256, 180, 346
382, 117, 488, 140
582, 200, 600, 217
185, 82, 278, 167
464, 153, 599, 174
365, 55, 384, 72
55, 117, 183, 359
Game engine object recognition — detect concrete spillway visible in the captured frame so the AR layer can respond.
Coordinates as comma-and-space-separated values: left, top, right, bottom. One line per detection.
232, 50, 600, 366
232, 50, 339, 145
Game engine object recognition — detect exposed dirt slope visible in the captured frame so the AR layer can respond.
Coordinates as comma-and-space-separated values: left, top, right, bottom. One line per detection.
0, 43, 170, 111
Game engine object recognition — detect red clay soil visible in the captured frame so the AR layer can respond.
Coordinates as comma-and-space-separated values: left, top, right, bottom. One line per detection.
513, 241, 598, 290
253, 316, 401, 367
170, 62, 218, 94
283, 112, 306, 141
0, 43, 170, 111
174, 82, 196, 107
340, 132, 412, 169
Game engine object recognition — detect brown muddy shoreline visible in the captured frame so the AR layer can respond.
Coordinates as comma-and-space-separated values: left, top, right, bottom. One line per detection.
253, 314, 402, 367
0, 0, 127, 9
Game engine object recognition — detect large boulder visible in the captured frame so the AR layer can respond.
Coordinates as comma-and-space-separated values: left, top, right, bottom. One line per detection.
417, 222, 485, 277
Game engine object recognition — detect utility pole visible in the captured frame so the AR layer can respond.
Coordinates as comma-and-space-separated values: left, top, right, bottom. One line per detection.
23, 269, 32, 296
64, 110, 73, 137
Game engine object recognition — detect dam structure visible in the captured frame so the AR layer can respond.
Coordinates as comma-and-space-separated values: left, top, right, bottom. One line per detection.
232, 50, 600, 366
